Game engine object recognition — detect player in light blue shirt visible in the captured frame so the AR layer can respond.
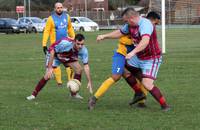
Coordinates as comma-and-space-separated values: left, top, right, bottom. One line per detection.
26, 34, 93, 100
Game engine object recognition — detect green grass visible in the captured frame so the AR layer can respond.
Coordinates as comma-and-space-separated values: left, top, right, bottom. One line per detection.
0, 29, 200, 130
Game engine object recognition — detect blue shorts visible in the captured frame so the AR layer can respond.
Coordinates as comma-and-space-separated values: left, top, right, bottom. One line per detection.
127, 55, 162, 80
112, 52, 126, 74
45, 53, 61, 68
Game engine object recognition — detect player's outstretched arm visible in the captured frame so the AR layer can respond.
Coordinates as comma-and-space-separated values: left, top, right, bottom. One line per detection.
44, 50, 55, 79
96, 30, 123, 42
83, 64, 93, 94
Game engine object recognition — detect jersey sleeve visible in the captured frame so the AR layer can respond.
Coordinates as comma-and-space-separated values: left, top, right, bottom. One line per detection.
139, 19, 153, 37
67, 15, 75, 39
42, 16, 52, 47
120, 23, 130, 35
78, 47, 89, 64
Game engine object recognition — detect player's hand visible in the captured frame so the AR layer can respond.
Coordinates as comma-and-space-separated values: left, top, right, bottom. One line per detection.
87, 82, 93, 94
126, 52, 135, 59
96, 35, 105, 42
44, 67, 53, 79
43, 46, 48, 55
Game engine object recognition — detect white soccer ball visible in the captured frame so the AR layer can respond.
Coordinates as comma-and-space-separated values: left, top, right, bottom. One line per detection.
66, 79, 81, 93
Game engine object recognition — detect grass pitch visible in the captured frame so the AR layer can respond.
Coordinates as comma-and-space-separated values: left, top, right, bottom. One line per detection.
0, 29, 200, 130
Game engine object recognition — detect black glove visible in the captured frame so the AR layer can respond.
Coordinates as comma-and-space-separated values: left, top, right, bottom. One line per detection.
43, 46, 48, 55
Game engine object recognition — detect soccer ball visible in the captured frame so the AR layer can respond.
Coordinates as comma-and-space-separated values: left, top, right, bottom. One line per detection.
66, 79, 81, 93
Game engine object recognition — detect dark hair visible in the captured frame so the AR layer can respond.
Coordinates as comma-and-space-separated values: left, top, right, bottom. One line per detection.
75, 33, 85, 41
121, 7, 138, 17
146, 11, 160, 20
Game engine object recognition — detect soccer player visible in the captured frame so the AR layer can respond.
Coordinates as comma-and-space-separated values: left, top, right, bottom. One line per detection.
127, 11, 161, 107
89, 8, 170, 111
87, 34, 147, 110
122, 8, 170, 111
42, 2, 75, 87
26, 34, 93, 100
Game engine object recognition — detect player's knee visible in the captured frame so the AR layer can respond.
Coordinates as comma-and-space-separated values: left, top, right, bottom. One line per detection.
43, 76, 50, 80
111, 74, 121, 81
142, 79, 154, 91
74, 66, 83, 74
122, 72, 131, 78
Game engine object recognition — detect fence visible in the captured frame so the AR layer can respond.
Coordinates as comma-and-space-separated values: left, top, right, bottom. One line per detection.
150, 0, 200, 25
0, 10, 123, 26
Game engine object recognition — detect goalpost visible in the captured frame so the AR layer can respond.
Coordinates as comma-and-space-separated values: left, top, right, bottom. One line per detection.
150, 0, 200, 54
161, 0, 166, 53
149, 0, 166, 54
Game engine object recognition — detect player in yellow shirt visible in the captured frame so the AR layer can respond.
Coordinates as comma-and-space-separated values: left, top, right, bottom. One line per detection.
42, 2, 75, 87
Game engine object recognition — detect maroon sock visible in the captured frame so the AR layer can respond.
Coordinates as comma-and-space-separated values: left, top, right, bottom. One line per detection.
125, 75, 142, 93
32, 77, 49, 97
150, 86, 167, 107
74, 73, 81, 82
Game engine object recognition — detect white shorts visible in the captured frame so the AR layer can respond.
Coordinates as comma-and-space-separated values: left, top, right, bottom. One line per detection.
127, 55, 162, 80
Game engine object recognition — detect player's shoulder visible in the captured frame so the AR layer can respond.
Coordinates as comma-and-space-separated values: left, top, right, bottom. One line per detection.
65, 13, 70, 17
139, 17, 153, 33
121, 23, 129, 28
47, 16, 53, 22
79, 46, 88, 54
119, 35, 133, 45
120, 23, 130, 34
82, 46, 88, 52
140, 17, 152, 27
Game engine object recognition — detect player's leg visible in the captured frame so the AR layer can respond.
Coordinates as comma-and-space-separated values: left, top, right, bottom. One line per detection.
124, 56, 147, 106
26, 56, 60, 100
68, 61, 82, 81
66, 67, 74, 80
136, 78, 148, 107
26, 68, 53, 100
53, 66, 62, 87
125, 63, 148, 107
88, 52, 125, 110
142, 78, 169, 111
44, 51, 63, 87
93, 75, 122, 100
67, 61, 83, 99
140, 57, 170, 111
123, 68, 146, 105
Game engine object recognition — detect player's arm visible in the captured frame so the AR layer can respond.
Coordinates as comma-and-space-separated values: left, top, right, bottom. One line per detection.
126, 20, 153, 59
42, 17, 52, 54
45, 49, 55, 79
47, 50, 54, 68
96, 23, 131, 42
83, 63, 93, 94
79, 47, 93, 94
97, 30, 123, 42
67, 15, 75, 39
126, 36, 150, 59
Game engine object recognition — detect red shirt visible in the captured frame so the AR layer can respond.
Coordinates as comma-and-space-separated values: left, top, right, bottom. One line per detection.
129, 25, 161, 60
